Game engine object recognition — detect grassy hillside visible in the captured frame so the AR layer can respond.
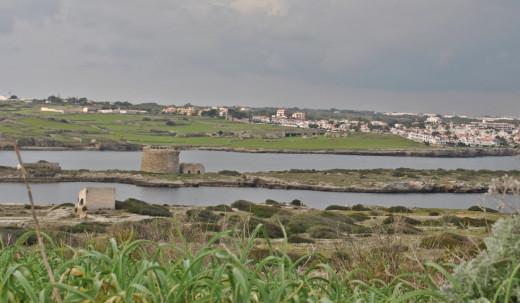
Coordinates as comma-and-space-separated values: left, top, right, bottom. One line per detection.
0, 105, 426, 150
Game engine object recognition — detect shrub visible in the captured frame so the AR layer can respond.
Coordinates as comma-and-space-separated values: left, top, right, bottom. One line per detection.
0, 227, 37, 246
419, 232, 469, 249
383, 215, 420, 225
193, 223, 221, 233
308, 226, 338, 239
206, 204, 233, 212
319, 211, 357, 224
456, 217, 494, 229
218, 170, 241, 176
420, 219, 444, 227
230, 200, 281, 218
286, 211, 367, 235
384, 223, 422, 234
265, 199, 282, 205
51, 203, 75, 211
440, 216, 520, 302
467, 206, 499, 213
387, 206, 412, 213
59, 222, 109, 234
442, 215, 462, 224
290, 199, 303, 207
429, 211, 441, 216
352, 204, 370, 211
288, 234, 315, 244
186, 209, 221, 223
228, 215, 284, 238
24, 205, 43, 210
115, 198, 172, 217
369, 210, 382, 216
325, 205, 351, 211
347, 212, 370, 222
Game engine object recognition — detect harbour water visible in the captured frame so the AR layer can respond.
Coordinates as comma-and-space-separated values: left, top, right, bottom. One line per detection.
0, 150, 517, 172
0, 182, 502, 211
0, 150, 516, 210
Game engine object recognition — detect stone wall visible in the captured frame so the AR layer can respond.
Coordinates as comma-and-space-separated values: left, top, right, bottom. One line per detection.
180, 163, 205, 174
75, 187, 115, 218
140, 146, 180, 174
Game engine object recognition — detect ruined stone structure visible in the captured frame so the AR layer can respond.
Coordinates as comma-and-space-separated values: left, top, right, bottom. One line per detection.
75, 187, 115, 218
140, 146, 180, 174
140, 146, 205, 175
180, 163, 205, 175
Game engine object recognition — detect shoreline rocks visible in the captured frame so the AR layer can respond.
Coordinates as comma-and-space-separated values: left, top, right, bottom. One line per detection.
0, 171, 491, 193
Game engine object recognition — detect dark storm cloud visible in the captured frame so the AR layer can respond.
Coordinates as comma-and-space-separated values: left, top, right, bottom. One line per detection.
1, 0, 519, 116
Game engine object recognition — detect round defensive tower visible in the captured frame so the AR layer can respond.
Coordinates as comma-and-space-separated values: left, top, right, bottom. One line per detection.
140, 146, 180, 174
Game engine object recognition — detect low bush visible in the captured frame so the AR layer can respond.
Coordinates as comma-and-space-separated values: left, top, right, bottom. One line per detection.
347, 212, 370, 222
387, 206, 412, 213
218, 170, 241, 176
420, 232, 469, 249
230, 200, 281, 218
286, 211, 367, 235
58, 222, 109, 234
384, 223, 422, 234
24, 204, 43, 210
440, 216, 520, 301
456, 217, 494, 229
467, 206, 499, 213
288, 234, 315, 243
351, 204, 370, 211
186, 209, 221, 223
290, 199, 303, 207
369, 210, 382, 216
325, 205, 351, 211
0, 227, 37, 246
420, 219, 444, 227
51, 203, 75, 211
383, 215, 421, 225
115, 198, 172, 217
308, 226, 338, 239
319, 211, 357, 224
428, 211, 441, 216
228, 215, 284, 238
442, 215, 462, 224
265, 199, 282, 205
193, 223, 221, 233
206, 204, 233, 212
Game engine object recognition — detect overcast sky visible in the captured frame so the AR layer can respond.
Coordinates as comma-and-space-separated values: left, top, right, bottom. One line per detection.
1, 0, 519, 116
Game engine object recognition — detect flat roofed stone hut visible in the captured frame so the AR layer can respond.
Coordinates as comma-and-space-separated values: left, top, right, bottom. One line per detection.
75, 187, 115, 218
180, 163, 205, 174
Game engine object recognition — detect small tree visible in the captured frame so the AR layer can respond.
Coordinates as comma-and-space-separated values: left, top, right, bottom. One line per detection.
290, 199, 303, 207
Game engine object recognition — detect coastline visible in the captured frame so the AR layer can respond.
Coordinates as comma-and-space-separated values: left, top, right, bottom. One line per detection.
0, 170, 490, 193
0, 144, 517, 158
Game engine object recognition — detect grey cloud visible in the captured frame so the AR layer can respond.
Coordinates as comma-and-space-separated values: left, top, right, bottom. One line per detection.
1, 0, 519, 116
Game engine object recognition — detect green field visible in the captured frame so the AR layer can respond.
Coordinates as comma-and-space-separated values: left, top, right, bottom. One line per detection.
229, 133, 423, 150
0, 105, 427, 150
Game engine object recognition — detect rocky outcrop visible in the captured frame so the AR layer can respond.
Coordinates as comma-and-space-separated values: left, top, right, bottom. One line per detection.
0, 170, 491, 193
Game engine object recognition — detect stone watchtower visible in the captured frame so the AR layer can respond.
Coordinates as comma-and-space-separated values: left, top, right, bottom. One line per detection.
140, 146, 180, 174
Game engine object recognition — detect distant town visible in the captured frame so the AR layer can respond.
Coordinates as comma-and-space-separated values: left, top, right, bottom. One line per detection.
2, 94, 519, 147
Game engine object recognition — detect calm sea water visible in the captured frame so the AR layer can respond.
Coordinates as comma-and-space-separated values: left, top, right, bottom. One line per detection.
0, 150, 517, 172
0, 150, 516, 210
0, 182, 506, 211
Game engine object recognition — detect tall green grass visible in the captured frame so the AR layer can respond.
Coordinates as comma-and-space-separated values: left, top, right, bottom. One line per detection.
1, 218, 518, 302
0, 224, 447, 302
